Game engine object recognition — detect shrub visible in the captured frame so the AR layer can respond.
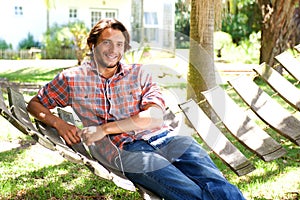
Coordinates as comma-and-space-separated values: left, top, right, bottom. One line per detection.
221, 0, 261, 44
0, 38, 12, 50
216, 31, 261, 64
18, 33, 41, 50
214, 31, 233, 57
43, 21, 89, 61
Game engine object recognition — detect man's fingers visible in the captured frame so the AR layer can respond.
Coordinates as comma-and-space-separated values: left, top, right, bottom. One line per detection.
63, 130, 81, 145
63, 135, 72, 145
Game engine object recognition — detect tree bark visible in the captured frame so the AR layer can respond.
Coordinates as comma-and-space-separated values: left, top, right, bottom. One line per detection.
187, 0, 217, 102
257, 0, 297, 67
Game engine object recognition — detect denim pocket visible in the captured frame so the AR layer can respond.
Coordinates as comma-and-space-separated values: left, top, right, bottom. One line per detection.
147, 130, 174, 149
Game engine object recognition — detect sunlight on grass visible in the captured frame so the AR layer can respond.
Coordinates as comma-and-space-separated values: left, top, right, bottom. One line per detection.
1, 54, 300, 199
242, 167, 300, 200
0, 117, 28, 141
0, 119, 140, 199
0, 66, 65, 84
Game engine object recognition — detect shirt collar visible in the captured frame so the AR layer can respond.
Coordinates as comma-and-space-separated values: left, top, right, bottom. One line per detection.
87, 60, 132, 79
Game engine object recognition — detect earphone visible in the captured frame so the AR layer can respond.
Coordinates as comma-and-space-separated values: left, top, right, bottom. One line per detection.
90, 42, 125, 174
92, 44, 95, 54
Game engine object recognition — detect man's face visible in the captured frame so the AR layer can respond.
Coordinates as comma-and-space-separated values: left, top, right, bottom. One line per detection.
94, 28, 125, 69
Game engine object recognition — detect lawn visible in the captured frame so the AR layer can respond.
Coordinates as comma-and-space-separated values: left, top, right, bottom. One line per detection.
0, 54, 299, 200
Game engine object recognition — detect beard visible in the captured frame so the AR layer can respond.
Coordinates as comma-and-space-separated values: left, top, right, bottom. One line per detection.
94, 51, 122, 69
94, 56, 119, 69
106, 61, 119, 68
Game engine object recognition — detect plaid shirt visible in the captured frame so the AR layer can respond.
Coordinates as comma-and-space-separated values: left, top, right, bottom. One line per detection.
37, 60, 167, 152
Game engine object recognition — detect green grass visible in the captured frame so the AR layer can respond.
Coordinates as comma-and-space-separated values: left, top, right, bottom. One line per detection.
0, 119, 140, 200
0, 66, 64, 84
220, 78, 300, 199
0, 60, 300, 200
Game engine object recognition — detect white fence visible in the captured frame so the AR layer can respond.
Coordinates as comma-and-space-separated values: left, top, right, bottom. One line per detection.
0, 48, 76, 59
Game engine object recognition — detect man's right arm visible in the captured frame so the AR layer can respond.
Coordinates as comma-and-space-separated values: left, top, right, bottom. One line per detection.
27, 95, 81, 145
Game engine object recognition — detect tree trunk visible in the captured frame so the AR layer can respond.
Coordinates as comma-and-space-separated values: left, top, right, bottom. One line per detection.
187, 0, 217, 102
257, 0, 297, 67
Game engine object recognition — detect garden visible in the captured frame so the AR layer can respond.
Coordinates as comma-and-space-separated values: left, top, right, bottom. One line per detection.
0, 43, 299, 199
0, 1, 299, 199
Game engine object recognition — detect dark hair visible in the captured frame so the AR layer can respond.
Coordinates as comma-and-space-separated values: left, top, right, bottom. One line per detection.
87, 18, 131, 52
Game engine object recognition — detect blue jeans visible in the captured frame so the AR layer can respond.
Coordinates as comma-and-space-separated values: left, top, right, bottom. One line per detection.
119, 135, 245, 200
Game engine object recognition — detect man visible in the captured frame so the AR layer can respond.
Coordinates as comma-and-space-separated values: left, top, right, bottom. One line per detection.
27, 18, 245, 200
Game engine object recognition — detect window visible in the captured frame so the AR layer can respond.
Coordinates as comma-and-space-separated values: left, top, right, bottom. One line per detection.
105, 12, 116, 18
91, 11, 102, 27
69, 8, 77, 19
90, 9, 118, 27
144, 12, 158, 26
15, 6, 23, 15
143, 12, 159, 43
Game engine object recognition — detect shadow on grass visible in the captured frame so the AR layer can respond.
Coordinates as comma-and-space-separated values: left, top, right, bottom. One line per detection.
0, 140, 141, 200
1, 120, 299, 200
0, 67, 66, 83
193, 127, 300, 199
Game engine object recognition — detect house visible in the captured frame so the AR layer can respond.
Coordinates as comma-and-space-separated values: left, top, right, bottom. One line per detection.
0, 0, 175, 51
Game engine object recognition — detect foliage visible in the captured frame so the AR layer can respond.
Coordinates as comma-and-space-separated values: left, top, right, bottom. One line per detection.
18, 33, 41, 50
214, 31, 233, 54
43, 21, 89, 60
68, 21, 90, 65
175, 0, 190, 48
174, 0, 262, 48
215, 31, 261, 64
236, 31, 261, 63
43, 23, 72, 59
221, 0, 262, 44
0, 39, 12, 50
175, 31, 190, 49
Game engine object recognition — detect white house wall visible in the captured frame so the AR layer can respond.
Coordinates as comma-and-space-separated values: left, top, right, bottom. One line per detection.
49, 0, 131, 30
0, 0, 131, 50
0, 0, 174, 51
0, 0, 46, 50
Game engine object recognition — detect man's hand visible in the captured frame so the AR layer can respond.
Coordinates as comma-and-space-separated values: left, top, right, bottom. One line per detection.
55, 119, 81, 145
26, 95, 82, 146
76, 104, 164, 146
78, 126, 106, 146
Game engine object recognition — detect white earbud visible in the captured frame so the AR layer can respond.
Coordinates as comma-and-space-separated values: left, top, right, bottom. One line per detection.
91, 44, 96, 57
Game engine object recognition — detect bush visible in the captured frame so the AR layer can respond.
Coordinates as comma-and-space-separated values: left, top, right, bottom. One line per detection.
216, 31, 261, 64
0, 38, 12, 50
175, 0, 190, 49
18, 33, 41, 50
43, 21, 89, 61
221, 0, 261, 44
236, 31, 261, 64
214, 31, 232, 57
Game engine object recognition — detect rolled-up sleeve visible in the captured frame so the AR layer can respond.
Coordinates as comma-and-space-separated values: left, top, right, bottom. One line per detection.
37, 73, 70, 109
139, 67, 165, 112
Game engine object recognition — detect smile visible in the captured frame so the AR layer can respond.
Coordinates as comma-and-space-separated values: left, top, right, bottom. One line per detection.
106, 53, 118, 60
